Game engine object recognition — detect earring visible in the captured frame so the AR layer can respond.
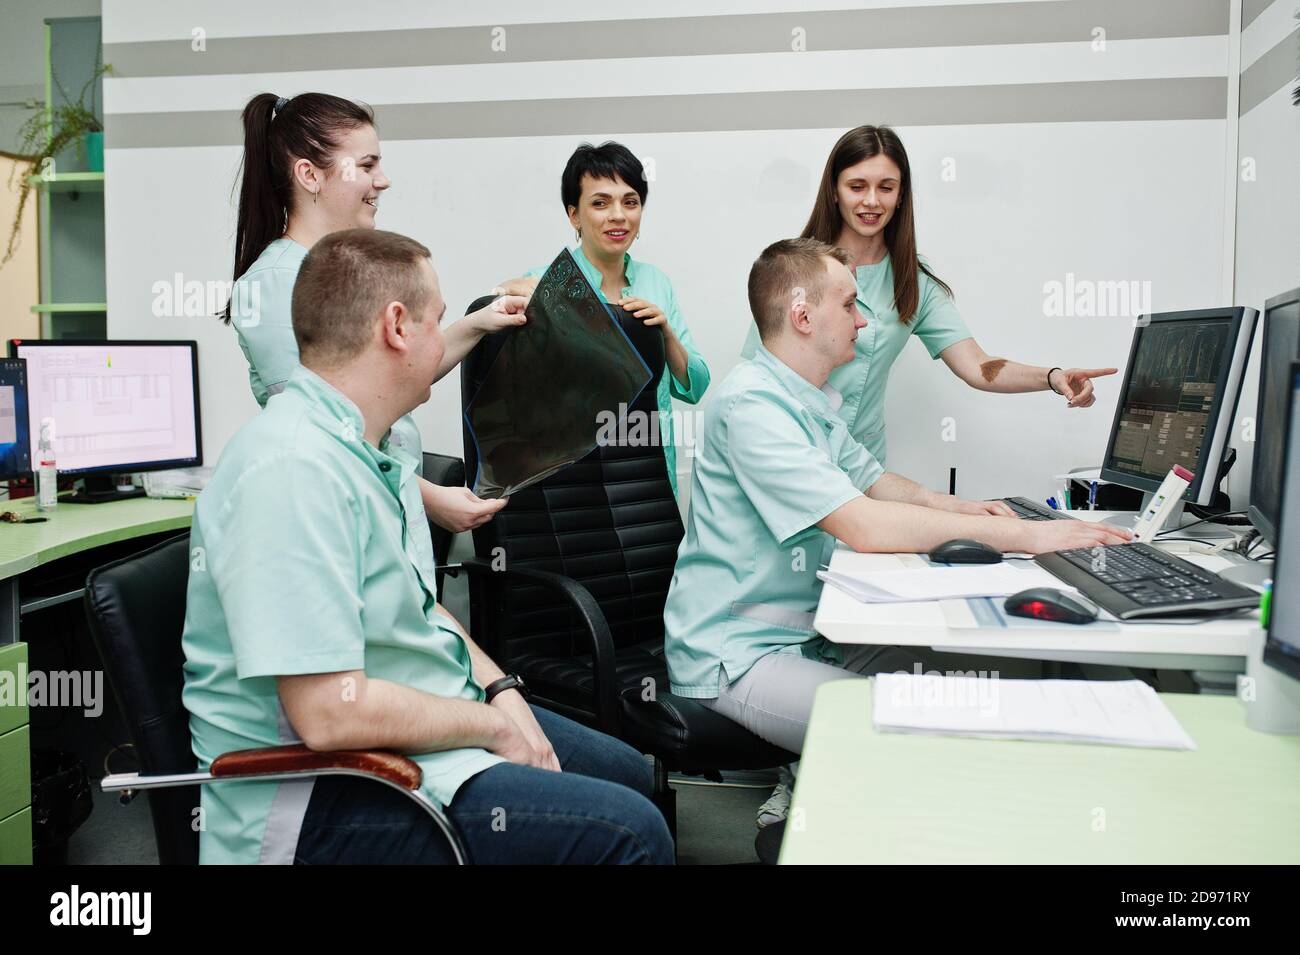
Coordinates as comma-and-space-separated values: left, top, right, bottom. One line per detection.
636, 230, 641, 239
575, 228, 581, 241
313, 189, 318, 206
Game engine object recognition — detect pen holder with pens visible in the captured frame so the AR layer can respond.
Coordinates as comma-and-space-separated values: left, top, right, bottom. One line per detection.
1065, 478, 1141, 512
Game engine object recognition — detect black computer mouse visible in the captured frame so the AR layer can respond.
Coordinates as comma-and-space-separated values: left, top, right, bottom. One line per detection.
1004, 587, 1100, 624
928, 538, 1002, 564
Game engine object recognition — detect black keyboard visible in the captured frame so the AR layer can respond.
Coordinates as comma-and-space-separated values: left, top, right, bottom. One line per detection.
999, 496, 1075, 522
1035, 542, 1260, 620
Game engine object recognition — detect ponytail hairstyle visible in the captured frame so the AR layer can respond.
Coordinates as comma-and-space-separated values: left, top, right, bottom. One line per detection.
221, 92, 375, 322
801, 125, 952, 326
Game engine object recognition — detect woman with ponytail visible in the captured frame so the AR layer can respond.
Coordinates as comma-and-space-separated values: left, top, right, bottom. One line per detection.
744, 125, 1116, 469
223, 92, 523, 532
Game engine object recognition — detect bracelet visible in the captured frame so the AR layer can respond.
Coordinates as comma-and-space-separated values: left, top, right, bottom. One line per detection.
1047, 367, 1063, 395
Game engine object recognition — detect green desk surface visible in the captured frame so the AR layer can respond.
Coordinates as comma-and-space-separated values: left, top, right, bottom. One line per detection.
0, 495, 193, 582
780, 680, 1300, 865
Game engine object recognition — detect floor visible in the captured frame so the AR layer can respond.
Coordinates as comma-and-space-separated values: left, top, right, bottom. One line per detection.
60, 775, 773, 866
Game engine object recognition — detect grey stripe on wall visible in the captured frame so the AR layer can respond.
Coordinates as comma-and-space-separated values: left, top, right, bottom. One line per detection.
0, 83, 44, 105
1240, 26, 1299, 113
107, 77, 1228, 149
103, 0, 1229, 77
1243, 0, 1279, 29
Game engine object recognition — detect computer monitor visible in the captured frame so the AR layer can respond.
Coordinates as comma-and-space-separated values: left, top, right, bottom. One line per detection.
1099, 307, 1258, 530
1248, 288, 1300, 547
0, 358, 31, 481
7, 340, 202, 503
1263, 361, 1300, 685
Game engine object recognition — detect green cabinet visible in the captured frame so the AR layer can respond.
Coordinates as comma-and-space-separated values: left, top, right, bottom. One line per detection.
0, 809, 32, 866
0, 642, 30, 864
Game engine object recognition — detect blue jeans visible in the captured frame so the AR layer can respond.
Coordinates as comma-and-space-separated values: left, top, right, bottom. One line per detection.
293, 705, 674, 865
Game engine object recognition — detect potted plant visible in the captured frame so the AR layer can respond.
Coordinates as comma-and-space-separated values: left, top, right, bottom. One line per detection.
3, 61, 112, 266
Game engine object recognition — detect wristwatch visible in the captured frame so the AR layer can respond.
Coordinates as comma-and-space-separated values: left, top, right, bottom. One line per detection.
484, 673, 529, 704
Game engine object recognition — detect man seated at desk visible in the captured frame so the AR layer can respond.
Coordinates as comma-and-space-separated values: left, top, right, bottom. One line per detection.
182, 228, 672, 865
664, 237, 1131, 755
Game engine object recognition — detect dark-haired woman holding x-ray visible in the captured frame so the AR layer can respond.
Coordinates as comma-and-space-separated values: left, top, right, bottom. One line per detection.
499, 141, 710, 497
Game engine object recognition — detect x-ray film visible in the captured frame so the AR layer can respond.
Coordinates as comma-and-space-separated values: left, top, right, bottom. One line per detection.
465, 249, 653, 499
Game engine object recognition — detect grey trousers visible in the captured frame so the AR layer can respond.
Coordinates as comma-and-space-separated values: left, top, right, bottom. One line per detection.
700, 644, 1042, 755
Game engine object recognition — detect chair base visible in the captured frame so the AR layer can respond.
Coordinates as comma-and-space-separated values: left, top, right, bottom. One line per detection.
652, 757, 677, 852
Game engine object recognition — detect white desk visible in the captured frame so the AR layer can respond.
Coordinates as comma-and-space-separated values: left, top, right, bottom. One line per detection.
813, 512, 1262, 673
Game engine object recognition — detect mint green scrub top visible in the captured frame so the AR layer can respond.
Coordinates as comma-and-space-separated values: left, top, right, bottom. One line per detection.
181, 366, 502, 864
663, 344, 884, 698
525, 246, 710, 496
742, 254, 970, 466
230, 238, 424, 466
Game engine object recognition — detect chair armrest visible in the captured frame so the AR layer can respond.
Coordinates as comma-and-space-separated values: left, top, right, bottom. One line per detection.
466, 294, 498, 315
421, 452, 465, 490
458, 557, 622, 736
101, 746, 466, 863
211, 744, 421, 789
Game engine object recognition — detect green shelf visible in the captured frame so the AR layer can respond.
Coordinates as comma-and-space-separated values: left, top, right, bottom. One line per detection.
34, 16, 107, 341
29, 302, 107, 313
27, 171, 104, 192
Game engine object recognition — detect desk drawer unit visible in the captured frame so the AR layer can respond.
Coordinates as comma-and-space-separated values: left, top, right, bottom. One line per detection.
0, 642, 31, 864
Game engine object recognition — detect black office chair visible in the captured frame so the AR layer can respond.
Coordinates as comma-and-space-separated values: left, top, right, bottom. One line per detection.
456, 295, 796, 836
422, 451, 467, 600
83, 533, 467, 864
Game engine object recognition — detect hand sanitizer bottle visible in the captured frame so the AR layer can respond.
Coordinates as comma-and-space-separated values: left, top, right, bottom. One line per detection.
36, 417, 57, 511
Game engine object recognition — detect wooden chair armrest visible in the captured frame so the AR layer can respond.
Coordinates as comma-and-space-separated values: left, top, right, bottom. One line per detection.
210, 744, 422, 790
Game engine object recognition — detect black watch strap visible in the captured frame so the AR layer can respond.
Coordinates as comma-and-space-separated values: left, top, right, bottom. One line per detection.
484, 674, 528, 704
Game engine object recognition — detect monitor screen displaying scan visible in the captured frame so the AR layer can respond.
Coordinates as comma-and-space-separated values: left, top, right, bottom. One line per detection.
1106, 317, 1231, 482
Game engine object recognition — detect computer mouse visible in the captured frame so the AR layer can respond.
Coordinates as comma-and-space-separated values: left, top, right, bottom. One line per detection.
928, 538, 1002, 564
1004, 587, 1100, 624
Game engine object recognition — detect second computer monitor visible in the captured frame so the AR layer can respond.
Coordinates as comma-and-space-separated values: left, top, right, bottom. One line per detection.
1248, 288, 1300, 547
7, 340, 201, 477
1263, 361, 1300, 683
1099, 307, 1258, 507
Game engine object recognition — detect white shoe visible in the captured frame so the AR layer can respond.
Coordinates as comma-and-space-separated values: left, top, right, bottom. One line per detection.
755, 781, 791, 829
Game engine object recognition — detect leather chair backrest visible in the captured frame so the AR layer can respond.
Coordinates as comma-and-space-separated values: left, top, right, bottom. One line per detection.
83, 534, 199, 865
422, 451, 467, 599
460, 294, 684, 659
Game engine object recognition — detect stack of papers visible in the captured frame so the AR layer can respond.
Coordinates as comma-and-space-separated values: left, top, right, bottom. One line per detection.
817, 563, 1062, 603
143, 467, 213, 499
873, 674, 1195, 750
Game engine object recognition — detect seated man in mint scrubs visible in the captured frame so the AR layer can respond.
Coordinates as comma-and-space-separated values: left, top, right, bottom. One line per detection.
664, 238, 1130, 755
182, 228, 672, 865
